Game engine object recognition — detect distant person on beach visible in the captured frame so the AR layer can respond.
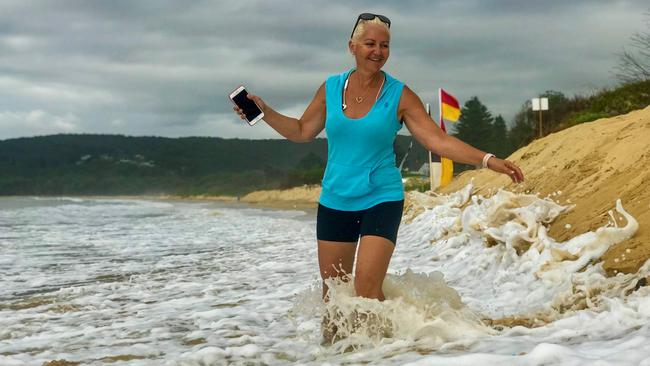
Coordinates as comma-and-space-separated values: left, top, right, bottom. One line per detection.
233, 12, 524, 340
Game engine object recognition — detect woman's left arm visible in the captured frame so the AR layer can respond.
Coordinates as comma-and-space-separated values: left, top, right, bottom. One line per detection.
399, 86, 524, 183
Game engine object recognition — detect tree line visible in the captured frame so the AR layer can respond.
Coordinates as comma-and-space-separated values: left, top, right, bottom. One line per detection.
0, 134, 430, 196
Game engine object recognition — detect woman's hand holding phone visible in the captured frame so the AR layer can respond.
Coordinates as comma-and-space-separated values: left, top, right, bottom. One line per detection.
229, 86, 267, 126
233, 94, 266, 119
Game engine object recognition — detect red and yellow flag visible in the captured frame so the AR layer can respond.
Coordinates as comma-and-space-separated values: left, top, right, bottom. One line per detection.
438, 88, 461, 188
440, 88, 460, 122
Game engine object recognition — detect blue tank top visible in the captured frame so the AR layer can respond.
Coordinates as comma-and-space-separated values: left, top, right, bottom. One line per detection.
319, 69, 405, 211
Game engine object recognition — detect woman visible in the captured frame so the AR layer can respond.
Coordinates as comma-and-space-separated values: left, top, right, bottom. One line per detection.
233, 12, 523, 332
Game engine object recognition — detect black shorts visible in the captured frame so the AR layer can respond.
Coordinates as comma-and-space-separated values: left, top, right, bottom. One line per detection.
316, 200, 404, 245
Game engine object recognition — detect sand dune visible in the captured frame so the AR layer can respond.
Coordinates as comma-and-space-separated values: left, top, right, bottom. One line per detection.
439, 106, 650, 274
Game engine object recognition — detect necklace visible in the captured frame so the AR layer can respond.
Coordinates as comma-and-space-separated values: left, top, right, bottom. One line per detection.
342, 72, 385, 110
354, 75, 372, 103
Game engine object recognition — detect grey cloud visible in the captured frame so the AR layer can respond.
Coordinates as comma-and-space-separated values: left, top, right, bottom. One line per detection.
0, 0, 648, 139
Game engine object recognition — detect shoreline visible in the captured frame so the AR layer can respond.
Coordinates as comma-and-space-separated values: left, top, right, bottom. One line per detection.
0, 192, 318, 211
1, 179, 428, 211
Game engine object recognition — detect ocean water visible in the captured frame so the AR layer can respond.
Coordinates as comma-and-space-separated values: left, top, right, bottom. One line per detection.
1, 185, 649, 365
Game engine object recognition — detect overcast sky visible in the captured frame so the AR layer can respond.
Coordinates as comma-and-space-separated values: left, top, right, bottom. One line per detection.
0, 0, 647, 140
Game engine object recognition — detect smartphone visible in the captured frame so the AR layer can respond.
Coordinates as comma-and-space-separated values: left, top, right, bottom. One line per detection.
229, 86, 264, 125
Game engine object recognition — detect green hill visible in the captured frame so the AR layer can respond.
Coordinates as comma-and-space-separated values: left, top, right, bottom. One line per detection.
0, 134, 429, 196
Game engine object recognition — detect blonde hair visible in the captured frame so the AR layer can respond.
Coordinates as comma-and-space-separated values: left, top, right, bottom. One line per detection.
351, 17, 390, 43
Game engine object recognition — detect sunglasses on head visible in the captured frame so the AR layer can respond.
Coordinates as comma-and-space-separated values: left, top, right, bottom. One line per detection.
350, 13, 391, 39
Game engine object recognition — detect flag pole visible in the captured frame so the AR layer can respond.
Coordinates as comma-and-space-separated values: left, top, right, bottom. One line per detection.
539, 97, 543, 138
426, 103, 434, 191
438, 87, 443, 131
436, 88, 444, 191
437, 88, 443, 191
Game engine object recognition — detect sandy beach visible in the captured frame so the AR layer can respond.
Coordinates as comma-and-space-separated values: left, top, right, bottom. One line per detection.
238, 185, 320, 208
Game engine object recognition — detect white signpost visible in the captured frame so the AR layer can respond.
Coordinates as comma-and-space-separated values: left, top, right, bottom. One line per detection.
532, 97, 549, 137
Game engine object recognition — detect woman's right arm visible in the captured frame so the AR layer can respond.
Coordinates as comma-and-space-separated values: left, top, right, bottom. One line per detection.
233, 83, 326, 143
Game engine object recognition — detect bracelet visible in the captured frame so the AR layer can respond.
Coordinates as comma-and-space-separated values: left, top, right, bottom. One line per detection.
482, 153, 495, 169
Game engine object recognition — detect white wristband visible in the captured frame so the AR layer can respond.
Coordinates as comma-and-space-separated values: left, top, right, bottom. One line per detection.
482, 153, 495, 169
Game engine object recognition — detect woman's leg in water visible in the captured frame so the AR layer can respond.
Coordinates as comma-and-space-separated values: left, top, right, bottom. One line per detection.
354, 199, 403, 300
351, 235, 395, 337
318, 240, 356, 344
354, 235, 394, 300
317, 240, 357, 300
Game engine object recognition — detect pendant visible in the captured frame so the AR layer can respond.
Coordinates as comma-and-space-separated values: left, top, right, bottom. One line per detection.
355, 96, 363, 104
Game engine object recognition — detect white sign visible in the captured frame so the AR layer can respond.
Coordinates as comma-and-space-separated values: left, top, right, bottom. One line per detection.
532, 97, 549, 111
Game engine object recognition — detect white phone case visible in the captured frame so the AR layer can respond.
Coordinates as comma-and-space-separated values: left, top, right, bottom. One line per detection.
229, 85, 264, 126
